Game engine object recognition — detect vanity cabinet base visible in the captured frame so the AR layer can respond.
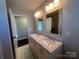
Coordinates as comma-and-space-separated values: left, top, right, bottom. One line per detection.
29, 37, 62, 59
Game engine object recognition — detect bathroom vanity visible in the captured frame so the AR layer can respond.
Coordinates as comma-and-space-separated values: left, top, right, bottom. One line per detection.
29, 34, 63, 59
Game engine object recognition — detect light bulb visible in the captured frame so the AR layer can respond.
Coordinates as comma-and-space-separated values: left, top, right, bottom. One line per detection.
49, 3, 54, 9
34, 12, 41, 18
45, 6, 50, 11
54, 0, 60, 7
45, 3, 54, 12
54, 0, 59, 3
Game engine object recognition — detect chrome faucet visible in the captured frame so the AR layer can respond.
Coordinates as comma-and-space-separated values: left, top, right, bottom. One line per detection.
48, 34, 55, 41
48, 36, 53, 40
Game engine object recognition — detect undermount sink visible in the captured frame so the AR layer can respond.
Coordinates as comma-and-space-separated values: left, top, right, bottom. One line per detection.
40, 39, 49, 45
40, 40, 53, 48
40, 38, 57, 48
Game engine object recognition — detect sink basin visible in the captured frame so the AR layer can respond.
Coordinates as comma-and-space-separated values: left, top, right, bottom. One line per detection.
40, 38, 62, 51
40, 39, 49, 46
40, 39, 56, 47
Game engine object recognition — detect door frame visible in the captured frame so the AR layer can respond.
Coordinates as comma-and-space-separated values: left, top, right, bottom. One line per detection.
8, 9, 30, 59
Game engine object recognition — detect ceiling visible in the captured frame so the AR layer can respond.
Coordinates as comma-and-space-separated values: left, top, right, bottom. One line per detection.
6, 0, 46, 11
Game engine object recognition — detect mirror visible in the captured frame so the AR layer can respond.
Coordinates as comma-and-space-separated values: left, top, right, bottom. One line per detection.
46, 8, 63, 34
37, 18, 43, 32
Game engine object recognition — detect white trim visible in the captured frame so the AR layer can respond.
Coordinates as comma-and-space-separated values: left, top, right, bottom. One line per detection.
8, 9, 14, 59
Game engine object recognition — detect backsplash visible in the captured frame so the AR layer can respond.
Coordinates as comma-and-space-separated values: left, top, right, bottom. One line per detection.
37, 33, 63, 42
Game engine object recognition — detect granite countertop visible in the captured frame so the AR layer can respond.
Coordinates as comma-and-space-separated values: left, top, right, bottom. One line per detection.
30, 34, 63, 53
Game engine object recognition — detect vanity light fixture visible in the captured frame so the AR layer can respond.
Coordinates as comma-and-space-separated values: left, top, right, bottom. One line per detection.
45, 0, 61, 12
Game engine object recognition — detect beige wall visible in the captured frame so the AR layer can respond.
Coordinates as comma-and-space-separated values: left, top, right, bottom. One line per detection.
34, 0, 50, 33
34, 4, 46, 33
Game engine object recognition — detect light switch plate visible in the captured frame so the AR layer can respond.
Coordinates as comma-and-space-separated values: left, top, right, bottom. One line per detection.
65, 31, 70, 37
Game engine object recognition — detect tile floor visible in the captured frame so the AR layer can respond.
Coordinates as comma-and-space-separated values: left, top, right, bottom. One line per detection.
16, 44, 34, 59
